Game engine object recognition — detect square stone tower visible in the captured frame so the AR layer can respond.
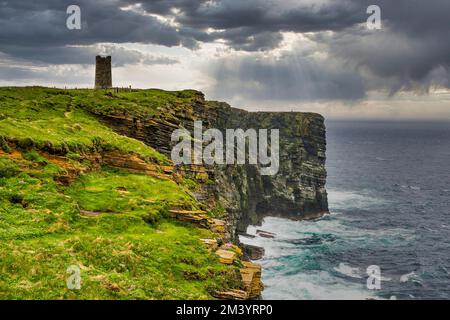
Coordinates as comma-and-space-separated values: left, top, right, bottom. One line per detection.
95, 55, 112, 89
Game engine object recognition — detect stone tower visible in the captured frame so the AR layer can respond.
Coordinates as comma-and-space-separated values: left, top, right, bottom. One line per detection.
95, 55, 112, 89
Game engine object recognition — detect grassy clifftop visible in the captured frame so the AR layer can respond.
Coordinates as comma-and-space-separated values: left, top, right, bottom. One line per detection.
0, 87, 242, 299
0, 87, 187, 163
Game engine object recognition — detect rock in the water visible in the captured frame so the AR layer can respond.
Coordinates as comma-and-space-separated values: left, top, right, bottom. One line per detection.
243, 244, 265, 260
256, 230, 276, 239
238, 232, 256, 239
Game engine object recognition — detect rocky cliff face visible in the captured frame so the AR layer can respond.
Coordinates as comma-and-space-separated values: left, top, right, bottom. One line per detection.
89, 92, 328, 240
212, 109, 328, 239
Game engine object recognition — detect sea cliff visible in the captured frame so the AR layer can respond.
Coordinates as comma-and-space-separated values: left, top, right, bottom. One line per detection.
0, 87, 327, 299
88, 91, 329, 240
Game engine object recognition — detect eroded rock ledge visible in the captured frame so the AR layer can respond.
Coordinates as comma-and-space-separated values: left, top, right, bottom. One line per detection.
89, 91, 329, 240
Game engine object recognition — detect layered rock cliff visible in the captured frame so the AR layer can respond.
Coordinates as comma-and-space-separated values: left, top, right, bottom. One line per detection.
1, 87, 265, 299
212, 109, 328, 239
86, 91, 328, 240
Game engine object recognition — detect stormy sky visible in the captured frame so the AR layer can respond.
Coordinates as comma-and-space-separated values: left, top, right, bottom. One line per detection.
0, 0, 449, 119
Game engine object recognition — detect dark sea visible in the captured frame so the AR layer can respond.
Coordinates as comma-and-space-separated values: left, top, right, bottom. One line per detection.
240, 120, 450, 300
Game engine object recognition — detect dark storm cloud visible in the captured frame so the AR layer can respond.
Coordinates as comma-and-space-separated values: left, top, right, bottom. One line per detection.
0, 0, 449, 98
126, 0, 366, 50
0, 0, 185, 66
132, 0, 363, 31
0, 0, 376, 57
341, 0, 449, 91
312, 28, 450, 94
132, 0, 450, 94
0, 0, 184, 47
298, 0, 450, 94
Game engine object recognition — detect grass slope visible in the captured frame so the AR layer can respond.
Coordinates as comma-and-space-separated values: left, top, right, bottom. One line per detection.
0, 87, 178, 164
0, 87, 239, 299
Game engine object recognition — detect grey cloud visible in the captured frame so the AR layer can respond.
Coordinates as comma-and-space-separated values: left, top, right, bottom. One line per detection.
121, 0, 450, 94
0, 66, 41, 80
132, 0, 366, 50
212, 29, 284, 52
312, 27, 450, 94
0, 0, 449, 98
335, 0, 450, 93
0, 0, 186, 48
0, 0, 368, 54
142, 56, 179, 66
0, 44, 178, 67
0, 65, 92, 85
133, 0, 363, 32
207, 53, 366, 102
0, 0, 189, 67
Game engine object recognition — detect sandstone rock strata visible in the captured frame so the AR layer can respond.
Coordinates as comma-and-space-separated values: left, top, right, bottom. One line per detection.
88, 92, 329, 241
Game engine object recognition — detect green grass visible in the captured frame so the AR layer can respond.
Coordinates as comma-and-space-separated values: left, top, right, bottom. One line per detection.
0, 87, 170, 164
71, 88, 202, 118
0, 221, 239, 300
0, 153, 239, 299
0, 157, 19, 178
65, 166, 198, 222
0, 87, 240, 300
0, 223, 240, 299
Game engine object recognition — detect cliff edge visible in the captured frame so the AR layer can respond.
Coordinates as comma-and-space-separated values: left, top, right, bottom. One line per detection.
0, 87, 328, 299
86, 89, 329, 240
213, 109, 328, 239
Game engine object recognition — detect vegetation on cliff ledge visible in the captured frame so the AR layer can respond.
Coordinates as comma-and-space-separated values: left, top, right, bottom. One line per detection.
0, 87, 241, 299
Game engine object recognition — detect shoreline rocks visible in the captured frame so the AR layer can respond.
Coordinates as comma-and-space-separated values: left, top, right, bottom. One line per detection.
256, 230, 276, 239
242, 244, 265, 261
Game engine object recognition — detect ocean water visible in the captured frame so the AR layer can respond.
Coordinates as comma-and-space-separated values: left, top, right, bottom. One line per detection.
240, 120, 450, 300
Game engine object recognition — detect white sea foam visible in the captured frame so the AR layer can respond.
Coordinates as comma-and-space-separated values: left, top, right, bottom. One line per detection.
239, 213, 414, 300
327, 189, 387, 211
261, 270, 376, 300
240, 215, 414, 255
400, 272, 420, 283
333, 263, 363, 279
